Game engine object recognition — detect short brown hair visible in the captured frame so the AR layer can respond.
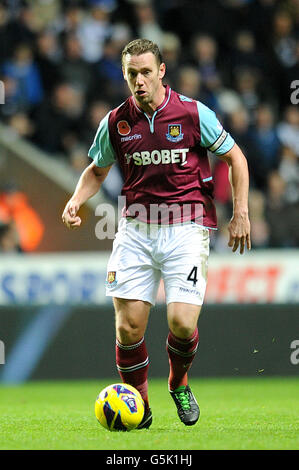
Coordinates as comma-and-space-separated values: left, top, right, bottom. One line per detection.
121, 38, 163, 66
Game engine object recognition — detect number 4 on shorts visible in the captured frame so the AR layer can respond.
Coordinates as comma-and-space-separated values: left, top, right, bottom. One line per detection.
187, 266, 198, 287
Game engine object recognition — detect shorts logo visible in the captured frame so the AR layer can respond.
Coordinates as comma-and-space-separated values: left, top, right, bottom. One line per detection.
117, 120, 131, 136
107, 271, 117, 287
166, 124, 184, 142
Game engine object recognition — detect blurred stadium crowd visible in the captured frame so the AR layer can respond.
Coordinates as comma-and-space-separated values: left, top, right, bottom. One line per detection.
0, 0, 298, 252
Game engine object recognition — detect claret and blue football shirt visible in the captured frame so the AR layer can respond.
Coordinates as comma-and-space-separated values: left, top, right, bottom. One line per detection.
88, 84, 235, 227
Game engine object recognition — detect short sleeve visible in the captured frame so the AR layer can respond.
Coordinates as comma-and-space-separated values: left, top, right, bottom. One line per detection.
196, 101, 235, 155
88, 112, 116, 167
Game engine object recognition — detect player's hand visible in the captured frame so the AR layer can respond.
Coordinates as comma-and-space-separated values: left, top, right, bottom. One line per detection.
62, 199, 82, 229
228, 212, 251, 254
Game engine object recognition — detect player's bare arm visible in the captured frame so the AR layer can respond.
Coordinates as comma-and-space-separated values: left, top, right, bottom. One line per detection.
62, 162, 112, 229
219, 143, 251, 254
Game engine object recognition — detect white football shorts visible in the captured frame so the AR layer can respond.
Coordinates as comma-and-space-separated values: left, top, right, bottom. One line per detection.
105, 217, 210, 306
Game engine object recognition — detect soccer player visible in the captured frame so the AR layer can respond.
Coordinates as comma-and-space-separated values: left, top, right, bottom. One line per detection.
62, 39, 251, 429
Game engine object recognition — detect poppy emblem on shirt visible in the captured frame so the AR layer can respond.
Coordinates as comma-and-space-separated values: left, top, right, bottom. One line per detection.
117, 120, 131, 136
166, 124, 184, 142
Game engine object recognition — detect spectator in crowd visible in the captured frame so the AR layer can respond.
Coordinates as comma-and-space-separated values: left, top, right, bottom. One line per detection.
234, 67, 264, 119
8, 112, 35, 139
213, 159, 231, 207
34, 30, 62, 93
209, 201, 230, 253
210, 76, 242, 117
52, 4, 84, 36
0, 184, 44, 252
101, 162, 124, 205
230, 30, 264, 74
227, 106, 264, 189
248, 189, 269, 249
190, 34, 221, 94
269, 8, 298, 106
3, 3, 39, 57
265, 171, 288, 247
60, 33, 95, 96
77, 3, 113, 63
160, 32, 181, 89
176, 66, 201, 99
272, 9, 297, 69
0, 4, 10, 62
0, 221, 22, 253
133, 1, 164, 48
176, 66, 218, 110
1, 43, 43, 110
25, 0, 61, 31
96, 34, 129, 104
69, 144, 90, 176
32, 82, 84, 154
249, 104, 281, 187
244, 0, 277, 46
265, 169, 299, 247
277, 106, 299, 157
80, 99, 110, 147
278, 145, 299, 205
284, 38, 299, 99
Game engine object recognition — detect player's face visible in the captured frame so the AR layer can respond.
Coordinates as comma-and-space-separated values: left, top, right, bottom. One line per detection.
123, 52, 165, 109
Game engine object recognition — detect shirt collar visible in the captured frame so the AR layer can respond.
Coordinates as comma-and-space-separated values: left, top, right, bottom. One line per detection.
131, 84, 172, 114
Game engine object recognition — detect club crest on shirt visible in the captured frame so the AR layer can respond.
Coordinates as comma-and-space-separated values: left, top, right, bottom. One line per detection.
117, 120, 131, 136
166, 124, 184, 142
107, 271, 117, 287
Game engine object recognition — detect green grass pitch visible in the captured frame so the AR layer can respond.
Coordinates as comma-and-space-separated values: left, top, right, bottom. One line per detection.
0, 377, 298, 450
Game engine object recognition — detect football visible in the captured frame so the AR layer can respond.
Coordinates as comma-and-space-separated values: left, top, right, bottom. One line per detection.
95, 383, 145, 431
